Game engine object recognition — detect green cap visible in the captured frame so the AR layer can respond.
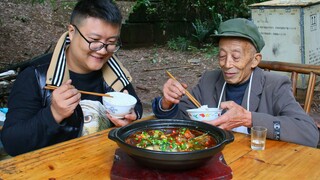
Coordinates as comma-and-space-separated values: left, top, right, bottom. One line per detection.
215, 18, 265, 52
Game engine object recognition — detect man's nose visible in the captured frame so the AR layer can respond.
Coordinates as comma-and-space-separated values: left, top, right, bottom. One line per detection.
224, 56, 233, 68
96, 46, 110, 55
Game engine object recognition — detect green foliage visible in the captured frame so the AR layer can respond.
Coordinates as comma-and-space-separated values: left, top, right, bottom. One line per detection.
132, 0, 152, 12
167, 36, 191, 52
187, 43, 219, 59
191, 19, 219, 48
60, 1, 76, 11
192, 19, 210, 43
31, 0, 46, 3
129, 0, 268, 53
201, 44, 220, 59
147, 47, 172, 64
131, 0, 268, 40
150, 48, 159, 63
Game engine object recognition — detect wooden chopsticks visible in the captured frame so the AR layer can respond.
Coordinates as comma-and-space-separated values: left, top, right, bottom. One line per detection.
165, 70, 201, 108
44, 85, 113, 98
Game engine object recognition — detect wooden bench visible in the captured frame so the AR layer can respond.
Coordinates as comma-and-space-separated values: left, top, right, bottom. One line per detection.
258, 60, 320, 114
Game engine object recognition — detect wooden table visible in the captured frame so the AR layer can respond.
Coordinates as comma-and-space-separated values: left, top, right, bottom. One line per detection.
0, 122, 319, 179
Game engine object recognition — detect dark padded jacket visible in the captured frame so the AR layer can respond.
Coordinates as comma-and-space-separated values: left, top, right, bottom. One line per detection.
1, 53, 142, 156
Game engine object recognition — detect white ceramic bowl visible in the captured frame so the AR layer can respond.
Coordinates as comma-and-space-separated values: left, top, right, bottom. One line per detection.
186, 106, 222, 121
102, 92, 137, 119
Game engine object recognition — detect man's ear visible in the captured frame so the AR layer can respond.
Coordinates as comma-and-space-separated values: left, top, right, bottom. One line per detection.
68, 24, 75, 40
251, 53, 262, 68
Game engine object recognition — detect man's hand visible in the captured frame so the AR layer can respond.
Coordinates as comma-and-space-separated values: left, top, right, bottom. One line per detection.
161, 78, 187, 110
207, 101, 252, 130
107, 111, 137, 127
107, 89, 137, 127
50, 79, 81, 124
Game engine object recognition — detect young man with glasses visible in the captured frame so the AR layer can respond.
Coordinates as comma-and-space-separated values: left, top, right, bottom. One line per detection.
1, 0, 143, 156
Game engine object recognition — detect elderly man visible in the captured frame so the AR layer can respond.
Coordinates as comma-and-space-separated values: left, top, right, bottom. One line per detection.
152, 18, 319, 147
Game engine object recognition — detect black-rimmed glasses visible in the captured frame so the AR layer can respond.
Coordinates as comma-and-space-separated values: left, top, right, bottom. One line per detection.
72, 24, 121, 53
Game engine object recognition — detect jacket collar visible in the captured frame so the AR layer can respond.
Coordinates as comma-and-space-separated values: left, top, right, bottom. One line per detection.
214, 71, 226, 104
242, 67, 264, 111
216, 68, 263, 111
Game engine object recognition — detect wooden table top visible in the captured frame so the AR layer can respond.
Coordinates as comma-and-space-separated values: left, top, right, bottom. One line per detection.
0, 119, 319, 179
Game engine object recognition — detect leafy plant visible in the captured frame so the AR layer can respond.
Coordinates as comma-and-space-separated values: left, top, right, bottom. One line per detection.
130, 0, 157, 21
202, 44, 220, 59
192, 19, 218, 48
187, 43, 219, 59
132, 0, 151, 12
148, 47, 159, 64
167, 37, 191, 51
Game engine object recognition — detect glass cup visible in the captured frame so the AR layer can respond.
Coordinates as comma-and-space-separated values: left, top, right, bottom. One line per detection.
251, 126, 267, 150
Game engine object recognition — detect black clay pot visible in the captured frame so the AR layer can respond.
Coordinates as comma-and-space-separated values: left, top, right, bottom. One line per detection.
108, 119, 234, 171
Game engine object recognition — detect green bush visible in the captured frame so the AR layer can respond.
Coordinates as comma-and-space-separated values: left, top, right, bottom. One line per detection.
167, 36, 191, 51
131, 0, 268, 44
132, 0, 267, 23
191, 18, 219, 48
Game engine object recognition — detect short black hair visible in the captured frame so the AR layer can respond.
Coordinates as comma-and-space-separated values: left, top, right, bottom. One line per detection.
70, 0, 122, 26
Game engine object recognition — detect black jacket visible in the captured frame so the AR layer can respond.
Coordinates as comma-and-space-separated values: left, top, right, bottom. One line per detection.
1, 53, 142, 156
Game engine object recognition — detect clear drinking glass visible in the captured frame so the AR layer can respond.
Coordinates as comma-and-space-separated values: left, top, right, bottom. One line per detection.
251, 126, 267, 150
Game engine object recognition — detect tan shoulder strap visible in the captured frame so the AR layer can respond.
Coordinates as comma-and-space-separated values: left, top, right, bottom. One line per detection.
46, 32, 69, 86
103, 55, 132, 92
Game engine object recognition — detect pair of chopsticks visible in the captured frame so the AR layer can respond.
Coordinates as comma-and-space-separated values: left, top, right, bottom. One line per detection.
165, 70, 201, 108
44, 85, 113, 98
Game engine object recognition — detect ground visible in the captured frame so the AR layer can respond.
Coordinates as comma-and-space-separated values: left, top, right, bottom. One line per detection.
0, 0, 218, 115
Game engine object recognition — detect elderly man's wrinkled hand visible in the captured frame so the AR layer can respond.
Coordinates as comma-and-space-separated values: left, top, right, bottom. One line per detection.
207, 101, 252, 130
162, 78, 187, 109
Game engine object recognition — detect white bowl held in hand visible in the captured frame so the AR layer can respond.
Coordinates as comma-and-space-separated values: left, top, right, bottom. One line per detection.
187, 105, 222, 121
102, 92, 137, 119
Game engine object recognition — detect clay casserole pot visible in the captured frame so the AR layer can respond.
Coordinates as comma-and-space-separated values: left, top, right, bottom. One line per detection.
108, 119, 234, 170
